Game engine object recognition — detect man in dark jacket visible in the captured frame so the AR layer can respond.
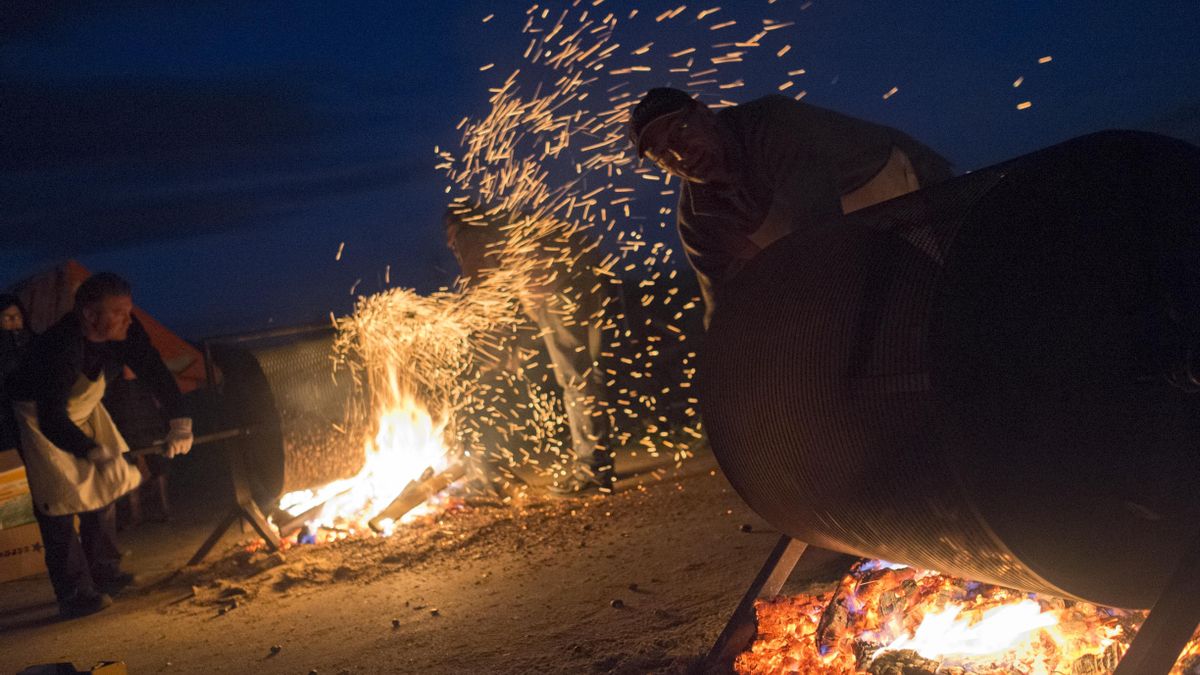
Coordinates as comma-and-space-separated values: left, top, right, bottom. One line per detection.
0, 294, 32, 452
627, 88, 953, 326
7, 273, 193, 618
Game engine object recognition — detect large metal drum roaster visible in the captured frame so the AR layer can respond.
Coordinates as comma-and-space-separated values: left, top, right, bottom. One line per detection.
207, 325, 366, 503
699, 131, 1200, 609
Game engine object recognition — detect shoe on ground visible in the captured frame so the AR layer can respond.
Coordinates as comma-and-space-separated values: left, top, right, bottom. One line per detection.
547, 471, 614, 497
59, 590, 112, 619
95, 571, 137, 596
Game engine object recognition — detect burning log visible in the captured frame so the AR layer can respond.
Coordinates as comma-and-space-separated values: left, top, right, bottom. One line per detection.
273, 486, 355, 538
816, 590, 852, 654
866, 649, 940, 675
367, 461, 465, 533
1070, 644, 1122, 674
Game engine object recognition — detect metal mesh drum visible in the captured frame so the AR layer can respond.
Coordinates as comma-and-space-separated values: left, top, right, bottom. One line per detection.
208, 324, 367, 501
699, 131, 1200, 609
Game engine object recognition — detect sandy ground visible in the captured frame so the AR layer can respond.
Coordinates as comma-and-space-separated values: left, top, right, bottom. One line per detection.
0, 446, 838, 675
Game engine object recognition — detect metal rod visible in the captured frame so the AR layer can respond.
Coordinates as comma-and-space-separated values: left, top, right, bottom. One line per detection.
186, 445, 280, 565
201, 321, 334, 346
127, 428, 251, 459
202, 338, 217, 390
186, 509, 240, 567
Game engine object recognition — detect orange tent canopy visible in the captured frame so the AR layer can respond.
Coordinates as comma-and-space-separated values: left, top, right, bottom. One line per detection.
9, 260, 208, 394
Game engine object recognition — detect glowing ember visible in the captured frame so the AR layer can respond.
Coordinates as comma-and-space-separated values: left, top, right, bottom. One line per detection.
736, 560, 1200, 674
276, 367, 451, 541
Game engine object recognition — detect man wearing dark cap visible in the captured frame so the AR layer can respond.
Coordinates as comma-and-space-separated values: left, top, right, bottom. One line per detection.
628, 87, 953, 326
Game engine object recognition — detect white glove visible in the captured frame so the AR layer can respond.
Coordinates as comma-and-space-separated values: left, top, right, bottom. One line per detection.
165, 417, 194, 458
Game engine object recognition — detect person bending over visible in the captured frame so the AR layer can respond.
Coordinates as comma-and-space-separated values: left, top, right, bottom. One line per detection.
7, 273, 194, 618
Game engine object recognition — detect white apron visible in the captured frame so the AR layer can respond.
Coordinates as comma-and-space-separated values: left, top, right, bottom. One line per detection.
14, 372, 141, 516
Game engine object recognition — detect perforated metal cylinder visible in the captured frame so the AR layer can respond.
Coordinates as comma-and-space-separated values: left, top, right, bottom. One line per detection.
700, 131, 1200, 609
211, 326, 365, 500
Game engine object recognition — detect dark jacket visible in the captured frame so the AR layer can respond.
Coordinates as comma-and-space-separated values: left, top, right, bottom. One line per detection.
676, 95, 952, 324
7, 313, 183, 458
0, 328, 32, 450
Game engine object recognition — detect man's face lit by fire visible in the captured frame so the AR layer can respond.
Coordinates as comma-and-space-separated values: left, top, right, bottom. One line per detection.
0, 305, 23, 332
81, 294, 134, 342
639, 102, 734, 185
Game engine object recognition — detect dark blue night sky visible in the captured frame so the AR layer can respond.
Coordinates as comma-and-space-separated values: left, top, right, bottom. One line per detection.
4, 0, 1198, 339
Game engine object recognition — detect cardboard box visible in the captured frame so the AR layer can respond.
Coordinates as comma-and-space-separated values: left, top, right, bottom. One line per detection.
0, 521, 45, 582
0, 460, 37, 529
0, 456, 46, 582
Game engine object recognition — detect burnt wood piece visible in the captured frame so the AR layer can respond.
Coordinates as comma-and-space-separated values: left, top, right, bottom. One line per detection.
367, 461, 466, 533
816, 593, 851, 653
1071, 643, 1123, 674
866, 649, 940, 675
1113, 530, 1200, 675
818, 567, 923, 657
703, 535, 812, 671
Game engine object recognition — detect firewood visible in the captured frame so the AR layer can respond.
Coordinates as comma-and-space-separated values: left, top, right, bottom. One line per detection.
816, 595, 851, 652
866, 649, 940, 675
1068, 642, 1123, 674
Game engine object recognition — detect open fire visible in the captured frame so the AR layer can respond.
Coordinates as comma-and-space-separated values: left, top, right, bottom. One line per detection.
274, 367, 453, 543
736, 560, 1200, 674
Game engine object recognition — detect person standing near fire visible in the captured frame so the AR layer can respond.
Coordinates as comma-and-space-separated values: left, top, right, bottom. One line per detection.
626, 87, 953, 327
6, 273, 194, 618
627, 89, 952, 579
0, 294, 33, 453
443, 203, 615, 495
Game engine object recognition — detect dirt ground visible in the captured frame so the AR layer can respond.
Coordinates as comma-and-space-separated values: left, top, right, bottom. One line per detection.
0, 446, 838, 675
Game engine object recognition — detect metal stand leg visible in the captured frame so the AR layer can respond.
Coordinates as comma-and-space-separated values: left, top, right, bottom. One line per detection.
186, 451, 281, 566
704, 535, 811, 671
187, 509, 239, 566
1113, 530, 1200, 675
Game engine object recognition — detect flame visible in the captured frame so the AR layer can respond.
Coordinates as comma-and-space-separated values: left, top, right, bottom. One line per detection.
736, 560, 1200, 674
276, 371, 451, 539
878, 599, 1058, 659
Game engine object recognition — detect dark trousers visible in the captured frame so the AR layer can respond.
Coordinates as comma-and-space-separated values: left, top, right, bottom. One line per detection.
32, 502, 123, 602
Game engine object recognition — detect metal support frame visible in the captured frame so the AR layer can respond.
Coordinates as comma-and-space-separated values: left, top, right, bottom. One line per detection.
185, 322, 335, 565
186, 449, 281, 566
1113, 529, 1200, 675
704, 535, 811, 671
127, 427, 279, 565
